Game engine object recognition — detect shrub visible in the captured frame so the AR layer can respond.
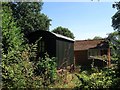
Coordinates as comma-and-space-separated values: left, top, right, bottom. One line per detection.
75, 68, 113, 89
35, 53, 57, 87
2, 3, 42, 88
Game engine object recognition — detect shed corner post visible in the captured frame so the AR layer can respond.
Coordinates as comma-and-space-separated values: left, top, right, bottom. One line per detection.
74, 56, 76, 69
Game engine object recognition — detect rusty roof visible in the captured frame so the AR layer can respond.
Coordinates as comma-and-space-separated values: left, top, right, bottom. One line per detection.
74, 39, 108, 51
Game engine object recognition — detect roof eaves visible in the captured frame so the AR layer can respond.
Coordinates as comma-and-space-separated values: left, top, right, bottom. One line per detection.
51, 32, 75, 42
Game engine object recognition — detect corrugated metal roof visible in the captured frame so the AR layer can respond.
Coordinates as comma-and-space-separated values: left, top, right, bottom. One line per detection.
51, 32, 75, 42
28, 30, 74, 42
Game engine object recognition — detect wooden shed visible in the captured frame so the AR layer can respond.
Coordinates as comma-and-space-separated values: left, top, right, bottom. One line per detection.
27, 30, 74, 69
74, 39, 111, 67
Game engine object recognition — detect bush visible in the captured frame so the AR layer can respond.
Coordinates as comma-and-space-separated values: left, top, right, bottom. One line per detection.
35, 53, 57, 87
2, 3, 43, 88
75, 68, 113, 89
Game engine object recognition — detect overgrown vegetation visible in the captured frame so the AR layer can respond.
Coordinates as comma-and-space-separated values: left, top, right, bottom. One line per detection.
35, 54, 57, 87
2, 2, 56, 88
1, 1, 120, 89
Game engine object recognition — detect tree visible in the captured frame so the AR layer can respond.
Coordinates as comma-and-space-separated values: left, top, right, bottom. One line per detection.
2, 2, 25, 87
2, 2, 57, 88
106, 2, 120, 88
52, 26, 75, 39
2, 3, 39, 88
2, 3, 24, 54
111, 1, 120, 60
108, 31, 120, 61
112, 2, 120, 31
9, 2, 51, 37
93, 36, 103, 40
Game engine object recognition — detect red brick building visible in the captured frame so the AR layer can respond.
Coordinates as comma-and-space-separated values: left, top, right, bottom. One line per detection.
74, 39, 110, 67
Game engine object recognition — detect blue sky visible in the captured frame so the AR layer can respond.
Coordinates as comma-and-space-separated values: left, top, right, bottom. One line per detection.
41, 2, 117, 40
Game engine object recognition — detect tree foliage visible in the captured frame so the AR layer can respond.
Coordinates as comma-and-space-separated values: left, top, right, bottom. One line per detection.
93, 36, 103, 40
9, 2, 51, 37
2, 2, 27, 87
112, 2, 120, 31
108, 31, 120, 61
2, 2, 24, 57
110, 1, 120, 61
106, 1, 120, 88
52, 26, 75, 39
2, 2, 56, 88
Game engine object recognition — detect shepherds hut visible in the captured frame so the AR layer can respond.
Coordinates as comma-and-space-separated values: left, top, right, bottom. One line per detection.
74, 39, 110, 67
27, 30, 74, 69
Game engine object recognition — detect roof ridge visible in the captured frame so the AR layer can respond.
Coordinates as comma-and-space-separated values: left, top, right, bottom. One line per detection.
75, 39, 104, 42
51, 32, 75, 41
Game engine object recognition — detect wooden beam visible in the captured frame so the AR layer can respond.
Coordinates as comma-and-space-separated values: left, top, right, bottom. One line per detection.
107, 48, 111, 67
